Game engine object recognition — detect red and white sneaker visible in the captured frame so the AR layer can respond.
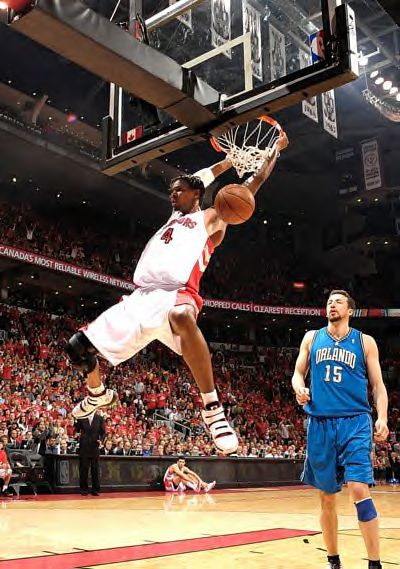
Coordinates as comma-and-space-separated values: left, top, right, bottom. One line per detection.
72, 388, 118, 419
201, 405, 238, 455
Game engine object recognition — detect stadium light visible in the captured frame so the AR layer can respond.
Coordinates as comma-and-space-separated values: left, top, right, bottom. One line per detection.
382, 80, 392, 91
389, 87, 398, 96
396, 93, 400, 102
375, 77, 384, 85
370, 71, 379, 79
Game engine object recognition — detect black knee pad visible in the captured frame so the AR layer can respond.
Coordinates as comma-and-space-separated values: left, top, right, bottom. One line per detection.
66, 331, 98, 374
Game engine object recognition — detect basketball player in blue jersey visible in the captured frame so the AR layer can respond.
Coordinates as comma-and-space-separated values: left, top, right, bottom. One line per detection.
292, 290, 389, 569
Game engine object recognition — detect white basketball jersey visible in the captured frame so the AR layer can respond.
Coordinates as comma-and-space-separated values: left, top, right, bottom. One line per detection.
163, 465, 175, 482
133, 209, 214, 293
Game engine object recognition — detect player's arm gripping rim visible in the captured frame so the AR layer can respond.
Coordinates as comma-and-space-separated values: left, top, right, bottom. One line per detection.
206, 131, 289, 232
363, 334, 389, 442
244, 132, 288, 196
195, 156, 233, 188
291, 330, 315, 405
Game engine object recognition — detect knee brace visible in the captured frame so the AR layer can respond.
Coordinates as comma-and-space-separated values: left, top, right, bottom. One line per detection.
355, 497, 377, 522
66, 331, 98, 374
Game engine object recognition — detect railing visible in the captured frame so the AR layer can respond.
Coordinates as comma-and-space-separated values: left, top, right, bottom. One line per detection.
153, 411, 192, 439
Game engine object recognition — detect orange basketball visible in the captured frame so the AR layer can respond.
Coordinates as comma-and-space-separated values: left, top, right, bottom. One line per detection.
214, 184, 255, 225
6, 0, 30, 10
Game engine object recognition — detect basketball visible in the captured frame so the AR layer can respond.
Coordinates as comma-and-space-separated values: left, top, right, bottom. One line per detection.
6, 0, 30, 10
214, 184, 255, 225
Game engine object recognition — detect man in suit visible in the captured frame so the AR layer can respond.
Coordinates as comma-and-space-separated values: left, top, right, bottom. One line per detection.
76, 412, 105, 496
20, 431, 35, 450
114, 440, 133, 456
7, 429, 20, 449
99, 439, 114, 455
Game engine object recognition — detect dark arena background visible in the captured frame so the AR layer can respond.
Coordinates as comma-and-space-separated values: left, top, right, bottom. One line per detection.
0, 1, 399, 568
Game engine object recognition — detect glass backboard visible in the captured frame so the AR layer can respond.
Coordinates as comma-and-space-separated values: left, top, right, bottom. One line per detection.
144, 0, 325, 99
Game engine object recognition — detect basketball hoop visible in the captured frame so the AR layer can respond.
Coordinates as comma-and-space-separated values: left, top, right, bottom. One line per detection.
210, 116, 286, 178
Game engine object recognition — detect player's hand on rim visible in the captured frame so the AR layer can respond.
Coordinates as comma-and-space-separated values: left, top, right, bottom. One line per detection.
374, 418, 389, 442
277, 131, 289, 152
294, 386, 310, 406
265, 132, 288, 164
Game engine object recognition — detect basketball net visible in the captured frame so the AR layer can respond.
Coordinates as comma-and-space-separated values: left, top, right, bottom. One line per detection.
211, 116, 285, 178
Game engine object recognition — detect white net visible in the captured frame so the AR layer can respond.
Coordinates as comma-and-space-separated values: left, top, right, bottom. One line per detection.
212, 117, 282, 178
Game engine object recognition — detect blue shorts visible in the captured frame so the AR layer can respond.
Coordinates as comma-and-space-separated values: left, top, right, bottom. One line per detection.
301, 413, 374, 494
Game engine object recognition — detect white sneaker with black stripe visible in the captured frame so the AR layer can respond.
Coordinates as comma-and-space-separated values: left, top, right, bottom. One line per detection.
72, 388, 118, 419
201, 405, 238, 455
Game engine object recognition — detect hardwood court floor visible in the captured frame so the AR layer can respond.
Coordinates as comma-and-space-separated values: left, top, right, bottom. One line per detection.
0, 485, 399, 569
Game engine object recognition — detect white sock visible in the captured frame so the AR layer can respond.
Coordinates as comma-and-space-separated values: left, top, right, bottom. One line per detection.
2, 485, 8, 491
88, 383, 105, 395
185, 481, 199, 491
201, 390, 219, 408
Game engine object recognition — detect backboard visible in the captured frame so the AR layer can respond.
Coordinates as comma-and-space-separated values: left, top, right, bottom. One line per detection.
7, 0, 358, 174
101, 0, 358, 174
146, 0, 324, 100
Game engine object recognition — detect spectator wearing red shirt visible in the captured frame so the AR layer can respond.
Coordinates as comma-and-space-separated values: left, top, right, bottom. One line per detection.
39, 344, 49, 360
65, 418, 76, 438
144, 389, 157, 415
255, 417, 268, 438
0, 440, 12, 495
156, 391, 167, 410
2, 363, 12, 381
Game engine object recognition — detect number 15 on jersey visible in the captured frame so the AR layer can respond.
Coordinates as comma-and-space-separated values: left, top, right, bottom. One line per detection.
324, 365, 343, 383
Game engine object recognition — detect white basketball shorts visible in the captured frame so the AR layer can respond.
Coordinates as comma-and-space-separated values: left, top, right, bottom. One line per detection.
82, 287, 200, 366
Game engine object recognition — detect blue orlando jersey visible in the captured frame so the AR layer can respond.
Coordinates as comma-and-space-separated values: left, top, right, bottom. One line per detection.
304, 327, 371, 417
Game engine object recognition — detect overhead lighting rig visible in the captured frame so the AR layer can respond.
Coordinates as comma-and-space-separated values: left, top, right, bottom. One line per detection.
362, 69, 400, 122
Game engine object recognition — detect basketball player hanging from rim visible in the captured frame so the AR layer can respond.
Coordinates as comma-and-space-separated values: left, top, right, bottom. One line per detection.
66, 117, 288, 455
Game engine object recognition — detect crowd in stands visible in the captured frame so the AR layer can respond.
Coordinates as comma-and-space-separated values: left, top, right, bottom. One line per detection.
0, 304, 399, 488
0, 200, 146, 280
0, 199, 395, 307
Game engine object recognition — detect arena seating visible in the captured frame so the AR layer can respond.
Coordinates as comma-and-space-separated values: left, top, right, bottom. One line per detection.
0, 199, 395, 306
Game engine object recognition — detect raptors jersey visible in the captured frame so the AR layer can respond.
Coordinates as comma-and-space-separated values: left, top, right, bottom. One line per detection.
305, 327, 371, 417
133, 209, 214, 299
163, 465, 175, 483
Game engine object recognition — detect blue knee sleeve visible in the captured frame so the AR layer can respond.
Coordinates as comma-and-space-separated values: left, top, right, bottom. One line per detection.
355, 497, 377, 522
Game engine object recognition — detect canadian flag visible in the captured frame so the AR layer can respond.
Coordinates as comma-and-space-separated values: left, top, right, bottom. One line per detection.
121, 125, 144, 145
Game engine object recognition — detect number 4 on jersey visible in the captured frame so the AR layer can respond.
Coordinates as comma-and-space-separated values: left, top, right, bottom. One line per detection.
160, 228, 174, 244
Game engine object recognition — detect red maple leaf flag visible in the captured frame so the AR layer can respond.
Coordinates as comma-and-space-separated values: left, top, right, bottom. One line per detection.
121, 125, 144, 145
